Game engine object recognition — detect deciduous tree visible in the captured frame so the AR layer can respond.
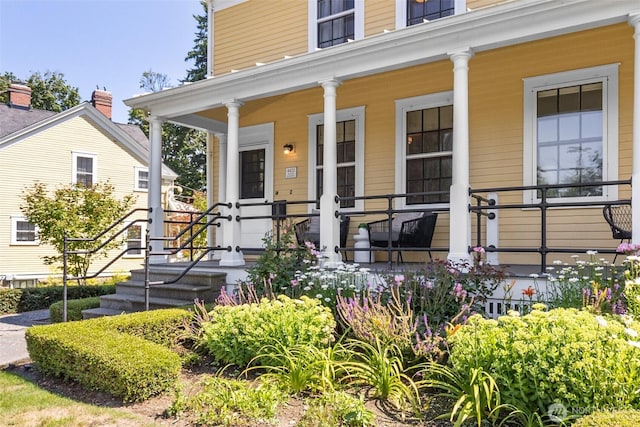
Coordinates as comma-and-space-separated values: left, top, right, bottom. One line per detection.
21, 182, 136, 284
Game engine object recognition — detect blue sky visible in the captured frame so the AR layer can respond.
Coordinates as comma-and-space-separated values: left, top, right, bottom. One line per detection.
0, 0, 203, 123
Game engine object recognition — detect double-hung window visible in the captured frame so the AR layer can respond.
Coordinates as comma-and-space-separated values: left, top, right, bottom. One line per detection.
73, 152, 96, 187
396, 0, 465, 29
309, 0, 364, 51
11, 216, 38, 245
396, 92, 453, 207
124, 223, 144, 257
135, 167, 149, 191
523, 64, 618, 202
308, 106, 365, 211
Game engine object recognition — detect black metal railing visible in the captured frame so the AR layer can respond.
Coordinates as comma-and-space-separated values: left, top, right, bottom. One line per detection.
469, 179, 632, 271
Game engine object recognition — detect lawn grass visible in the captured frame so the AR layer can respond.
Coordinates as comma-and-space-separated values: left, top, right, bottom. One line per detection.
0, 370, 153, 427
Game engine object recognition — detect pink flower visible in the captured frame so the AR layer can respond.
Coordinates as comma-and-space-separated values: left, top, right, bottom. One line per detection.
394, 274, 405, 285
473, 246, 485, 253
291, 279, 298, 287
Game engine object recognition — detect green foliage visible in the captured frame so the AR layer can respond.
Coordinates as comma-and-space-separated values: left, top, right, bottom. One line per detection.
0, 284, 115, 315
167, 376, 286, 426
418, 362, 502, 427
0, 71, 80, 111
88, 308, 192, 348
21, 182, 136, 284
572, 410, 640, 427
340, 337, 420, 413
248, 341, 347, 395
183, 0, 208, 83
49, 296, 100, 323
198, 295, 336, 367
624, 257, 640, 317
26, 321, 181, 402
298, 391, 375, 427
448, 307, 640, 417
245, 222, 320, 295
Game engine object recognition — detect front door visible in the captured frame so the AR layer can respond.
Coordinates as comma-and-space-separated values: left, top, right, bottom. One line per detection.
239, 123, 274, 251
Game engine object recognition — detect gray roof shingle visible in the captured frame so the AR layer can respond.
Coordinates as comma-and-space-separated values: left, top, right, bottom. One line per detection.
0, 105, 56, 138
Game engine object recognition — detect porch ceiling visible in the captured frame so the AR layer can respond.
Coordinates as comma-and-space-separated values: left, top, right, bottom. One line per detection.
124, 0, 639, 130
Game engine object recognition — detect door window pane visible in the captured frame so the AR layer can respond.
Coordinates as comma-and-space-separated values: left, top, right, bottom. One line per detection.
240, 149, 265, 199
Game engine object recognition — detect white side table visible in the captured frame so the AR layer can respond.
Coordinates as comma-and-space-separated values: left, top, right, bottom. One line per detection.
353, 228, 372, 264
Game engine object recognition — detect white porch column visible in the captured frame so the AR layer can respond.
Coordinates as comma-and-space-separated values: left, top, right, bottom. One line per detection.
205, 131, 215, 259
448, 49, 474, 263
320, 79, 342, 265
148, 115, 165, 263
213, 133, 227, 259
630, 14, 640, 243
219, 101, 245, 266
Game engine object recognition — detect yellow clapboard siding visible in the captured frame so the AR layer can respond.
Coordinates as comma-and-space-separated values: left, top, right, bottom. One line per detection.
365, 0, 396, 35
0, 116, 158, 277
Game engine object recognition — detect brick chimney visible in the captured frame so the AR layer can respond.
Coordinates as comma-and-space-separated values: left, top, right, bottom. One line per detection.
91, 89, 112, 120
8, 83, 31, 109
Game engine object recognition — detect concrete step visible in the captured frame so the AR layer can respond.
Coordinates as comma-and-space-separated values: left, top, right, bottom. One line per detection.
129, 267, 226, 287
115, 281, 220, 302
98, 293, 195, 313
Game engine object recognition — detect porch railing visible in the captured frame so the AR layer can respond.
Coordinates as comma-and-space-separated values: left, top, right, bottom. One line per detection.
469, 178, 632, 272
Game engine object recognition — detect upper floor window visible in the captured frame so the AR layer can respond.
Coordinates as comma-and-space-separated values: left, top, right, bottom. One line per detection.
308, 0, 364, 51
135, 167, 149, 191
396, 0, 465, 29
11, 216, 38, 245
523, 64, 618, 202
395, 92, 453, 208
308, 106, 365, 211
73, 152, 96, 187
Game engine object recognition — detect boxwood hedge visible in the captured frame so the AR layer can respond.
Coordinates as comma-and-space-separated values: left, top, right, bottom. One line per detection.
25, 308, 190, 402
49, 297, 101, 323
0, 284, 115, 314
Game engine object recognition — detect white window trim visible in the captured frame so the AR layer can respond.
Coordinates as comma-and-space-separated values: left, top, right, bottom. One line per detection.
134, 166, 149, 192
72, 151, 97, 185
308, 106, 365, 213
308, 0, 364, 52
10, 216, 39, 246
395, 91, 453, 211
123, 222, 146, 258
396, 0, 466, 30
522, 64, 619, 204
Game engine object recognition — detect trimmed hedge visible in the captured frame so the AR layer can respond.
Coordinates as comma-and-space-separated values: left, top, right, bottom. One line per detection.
0, 284, 115, 315
573, 410, 640, 427
25, 308, 190, 402
49, 297, 101, 323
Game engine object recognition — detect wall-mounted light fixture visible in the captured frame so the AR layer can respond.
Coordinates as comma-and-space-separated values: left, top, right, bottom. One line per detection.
283, 144, 294, 155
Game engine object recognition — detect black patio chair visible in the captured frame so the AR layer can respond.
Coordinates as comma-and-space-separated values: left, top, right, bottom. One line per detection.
368, 211, 438, 264
295, 213, 350, 261
603, 202, 632, 262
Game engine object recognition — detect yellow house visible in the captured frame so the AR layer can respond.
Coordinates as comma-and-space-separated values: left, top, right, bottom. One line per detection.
0, 84, 177, 287
125, 0, 640, 270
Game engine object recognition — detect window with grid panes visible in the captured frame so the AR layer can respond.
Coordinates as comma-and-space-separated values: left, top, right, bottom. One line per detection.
405, 105, 453, 204
125, 224, 143, 256
407, 0, 454, 26
317, 0, 354, 48
316, 120, 356, 208
240, 149, 265, 199
536, 83, 603, 198
75, 155, 94, 187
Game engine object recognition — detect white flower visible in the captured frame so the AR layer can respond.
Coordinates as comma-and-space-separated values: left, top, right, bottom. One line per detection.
303, 286, 312, 291
315, 294, 323, 299
586, 250, 598, 255
529, 273, 539, 278
568, 277, 579, 283
595, 315, 608, 328
571, 254, 580, 259
626, 328, 639, 338
324, 298, 331, 302
553, 260, 563, 265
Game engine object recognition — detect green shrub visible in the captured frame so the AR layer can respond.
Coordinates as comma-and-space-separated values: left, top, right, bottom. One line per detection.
199, 295, 336, 367
448, 307, 640, 417
49, 297, 100, 323
167, 376, 286, 426
0, 284, 115, 314
298, 391, 375, 427
573, 410, 640, 427
89, 308, 191, 347
26, 322, 181, 402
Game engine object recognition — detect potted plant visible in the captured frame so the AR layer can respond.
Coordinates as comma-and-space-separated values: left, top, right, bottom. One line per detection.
358, 223, 368, 236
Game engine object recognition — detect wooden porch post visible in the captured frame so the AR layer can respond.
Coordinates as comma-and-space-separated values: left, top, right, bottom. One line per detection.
219, 101, 245, 266
448, 49, 474, 263
630, 14, 640, 244
320, 79, 342, 265
212, 132, 227, 260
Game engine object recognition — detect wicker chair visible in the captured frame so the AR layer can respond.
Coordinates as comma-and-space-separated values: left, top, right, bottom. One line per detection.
368, 211, 438, 263
603, 203, 632, 262
295, 213, 350, 260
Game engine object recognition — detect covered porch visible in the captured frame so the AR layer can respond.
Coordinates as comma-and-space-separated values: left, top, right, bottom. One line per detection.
125, 1, 640, 274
